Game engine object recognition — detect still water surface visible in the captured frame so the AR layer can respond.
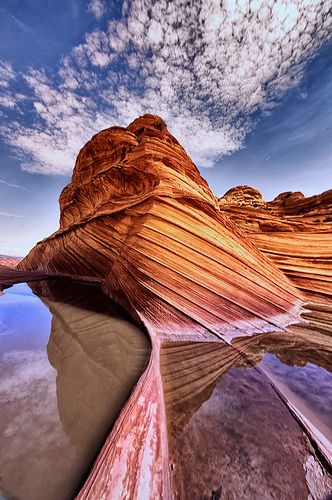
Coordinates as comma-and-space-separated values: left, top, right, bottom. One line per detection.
1, 281, 331, 499
0, 281, 150, 500
161, 332, 332, 499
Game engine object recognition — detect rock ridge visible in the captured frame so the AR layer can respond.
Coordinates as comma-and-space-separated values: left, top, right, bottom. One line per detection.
18, 114, 303, 340
219, 185, 332, 303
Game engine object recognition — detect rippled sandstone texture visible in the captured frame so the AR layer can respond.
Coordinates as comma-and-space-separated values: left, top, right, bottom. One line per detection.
12, 115, 331, 498
18, 115, 303, 341
219, 185, 332, 303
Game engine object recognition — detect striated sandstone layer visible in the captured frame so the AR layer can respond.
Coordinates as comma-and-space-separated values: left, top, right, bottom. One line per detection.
219, 185, 332, 303
7, 116, 331, 498
18, 116, 303, 341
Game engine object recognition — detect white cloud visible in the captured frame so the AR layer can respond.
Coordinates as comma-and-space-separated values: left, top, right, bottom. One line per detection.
0, 95, 16, 108
147, 19, 164, 46
0, 61, 17, 110
88, 0, 107, 20
0, 0, 331, 174
0, 61, 15, 88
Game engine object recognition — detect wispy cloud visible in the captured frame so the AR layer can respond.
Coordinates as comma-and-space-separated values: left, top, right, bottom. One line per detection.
0, 179, 28, 190
0, 60, 19, 111
0, 0, 331, 174
9, 13, 34, 35
0, 210, 30, 218
0, 95, 16, 108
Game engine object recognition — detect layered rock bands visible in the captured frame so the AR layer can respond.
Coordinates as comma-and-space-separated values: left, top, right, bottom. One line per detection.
219, 185, 332, 303
3, 115, 329, 498
18, 115, 303, 340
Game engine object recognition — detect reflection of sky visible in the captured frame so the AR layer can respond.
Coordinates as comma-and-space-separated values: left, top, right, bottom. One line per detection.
0, 283, 51, 354
0, 282, 81, 500
260, 353, 332, 434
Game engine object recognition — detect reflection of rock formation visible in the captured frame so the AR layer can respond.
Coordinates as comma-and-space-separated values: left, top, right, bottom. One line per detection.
160, 341, 245, 438
219, 186, 332, 303
166, 359, 331, 500
160, 334, 332, 500
161, 315, 332, 442
30, 280, 150, 458
233, 316, 332, 372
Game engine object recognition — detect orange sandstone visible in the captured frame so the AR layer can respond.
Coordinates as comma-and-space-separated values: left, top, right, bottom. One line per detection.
219, 185, 332, 303
18, 116, 303, 341
9, 115, 331, 498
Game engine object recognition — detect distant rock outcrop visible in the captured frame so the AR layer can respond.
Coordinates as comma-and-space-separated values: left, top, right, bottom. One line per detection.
220, 185, 266, 207
0, 255, 21, 268
219, 186, 332, 303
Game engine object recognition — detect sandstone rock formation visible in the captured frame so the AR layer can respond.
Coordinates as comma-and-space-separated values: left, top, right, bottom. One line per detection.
220, 185, 266, 207
18, 116, 303, 342
219, 185, 332, 303
1, 115, 330, 498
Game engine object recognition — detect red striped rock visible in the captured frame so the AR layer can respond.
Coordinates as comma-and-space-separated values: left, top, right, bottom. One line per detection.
219, 186, 332, 303
0, 255, 21, 268
18, 116, 303, 341
14, 115, 319, 499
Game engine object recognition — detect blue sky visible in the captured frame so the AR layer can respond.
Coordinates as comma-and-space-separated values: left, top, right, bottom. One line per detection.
0, 0, 331, 256
204, 42, 332, 197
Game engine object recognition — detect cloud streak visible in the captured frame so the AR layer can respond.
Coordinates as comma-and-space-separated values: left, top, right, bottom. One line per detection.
0, 60, 15, 88
0, 179, 28, 190
0, 211, 30, 218
0, 0, 331, 174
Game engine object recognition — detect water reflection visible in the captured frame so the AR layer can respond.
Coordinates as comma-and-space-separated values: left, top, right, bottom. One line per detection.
0, 280, 150, 500
161, 324, 332, 499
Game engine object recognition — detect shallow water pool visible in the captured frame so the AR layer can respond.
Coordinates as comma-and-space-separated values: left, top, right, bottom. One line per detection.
0, 280, 150, 500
